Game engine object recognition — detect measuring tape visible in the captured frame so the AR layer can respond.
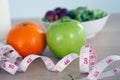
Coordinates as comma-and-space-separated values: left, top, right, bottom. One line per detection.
0, 42, 120, 80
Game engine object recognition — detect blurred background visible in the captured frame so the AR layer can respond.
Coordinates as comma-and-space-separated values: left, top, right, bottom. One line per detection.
9, 0, 120, 19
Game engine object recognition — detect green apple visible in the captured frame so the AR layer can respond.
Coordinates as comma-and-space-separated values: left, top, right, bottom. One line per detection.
46, 17, 86, 58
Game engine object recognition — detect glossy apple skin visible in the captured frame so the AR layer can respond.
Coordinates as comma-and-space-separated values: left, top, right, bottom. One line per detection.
47, 18, 86, 58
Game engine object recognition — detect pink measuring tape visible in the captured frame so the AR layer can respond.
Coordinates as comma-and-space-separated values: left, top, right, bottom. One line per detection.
0, 42, 120, 80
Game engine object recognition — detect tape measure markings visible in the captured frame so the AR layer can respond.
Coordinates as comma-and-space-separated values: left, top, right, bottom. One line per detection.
0, 43, 120, 80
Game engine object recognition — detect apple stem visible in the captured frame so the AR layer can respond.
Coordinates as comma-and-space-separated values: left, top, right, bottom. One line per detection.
23, 23, 28, 26
60, 16, 71, 23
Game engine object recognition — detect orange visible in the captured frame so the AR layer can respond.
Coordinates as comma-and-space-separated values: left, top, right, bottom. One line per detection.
7, 22, 46, 58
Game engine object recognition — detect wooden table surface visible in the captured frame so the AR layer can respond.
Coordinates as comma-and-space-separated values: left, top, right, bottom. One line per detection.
0, 13, 120, 80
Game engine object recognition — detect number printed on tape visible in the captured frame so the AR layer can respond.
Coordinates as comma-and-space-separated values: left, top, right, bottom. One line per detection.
9, 64, 15, 69
27, 58, 32, 64
64, 59, 70, 65
84, 57, 88, 64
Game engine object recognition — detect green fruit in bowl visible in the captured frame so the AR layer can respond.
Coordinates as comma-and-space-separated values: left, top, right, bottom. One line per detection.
46, 16, 86, 58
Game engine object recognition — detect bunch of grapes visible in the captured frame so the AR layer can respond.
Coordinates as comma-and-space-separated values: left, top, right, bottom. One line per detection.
43, 7, 69, 22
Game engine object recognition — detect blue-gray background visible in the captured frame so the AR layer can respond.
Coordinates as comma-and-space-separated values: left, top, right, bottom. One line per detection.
9, 0, 120, 19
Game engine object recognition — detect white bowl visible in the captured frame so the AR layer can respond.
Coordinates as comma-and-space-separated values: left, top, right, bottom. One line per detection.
40, 14, 109, 39
81, 14, 109, 39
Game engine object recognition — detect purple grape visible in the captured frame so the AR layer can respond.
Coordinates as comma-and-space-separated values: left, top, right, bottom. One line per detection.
45, 10, 55, 22
61, 8, 68, 13
57, 8, 69, 18
54, 7, 61, 14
